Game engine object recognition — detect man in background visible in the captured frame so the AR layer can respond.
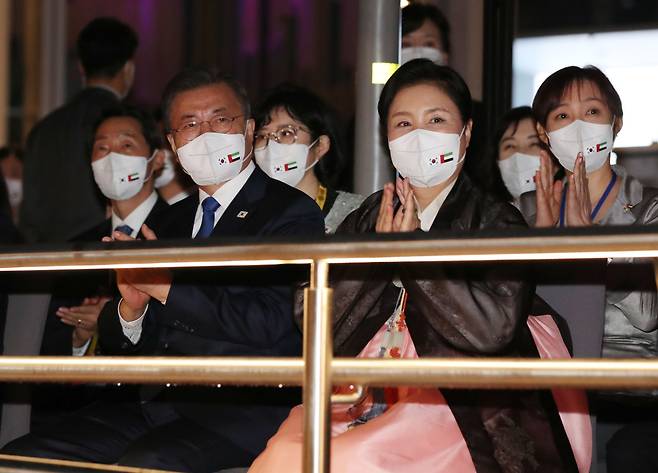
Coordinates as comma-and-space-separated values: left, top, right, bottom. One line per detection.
20, 17, 138, 243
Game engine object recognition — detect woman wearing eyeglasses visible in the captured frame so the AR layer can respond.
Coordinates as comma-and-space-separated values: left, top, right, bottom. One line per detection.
254, 84, 364, 233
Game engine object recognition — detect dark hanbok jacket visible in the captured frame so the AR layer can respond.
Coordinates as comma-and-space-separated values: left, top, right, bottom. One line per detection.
298, 172, 578, 473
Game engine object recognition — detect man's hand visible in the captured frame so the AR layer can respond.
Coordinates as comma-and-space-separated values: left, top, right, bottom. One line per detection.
102, 224, 172, 321
57, 296, 111, 347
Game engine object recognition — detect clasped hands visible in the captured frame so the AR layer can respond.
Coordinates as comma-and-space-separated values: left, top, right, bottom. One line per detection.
535, 151, 592, 228
101, 225, 172, 321
376, 177, 420, 233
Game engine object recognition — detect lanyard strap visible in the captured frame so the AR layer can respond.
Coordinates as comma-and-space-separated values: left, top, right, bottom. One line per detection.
559, 172, 617, 227
315, 185, 327, 210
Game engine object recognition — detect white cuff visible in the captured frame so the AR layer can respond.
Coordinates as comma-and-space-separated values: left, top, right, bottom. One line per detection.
72, 338, 92, 357
118, 298, 148, 344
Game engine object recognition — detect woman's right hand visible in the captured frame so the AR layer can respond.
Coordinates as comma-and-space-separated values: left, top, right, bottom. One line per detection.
534, 150, 563, 227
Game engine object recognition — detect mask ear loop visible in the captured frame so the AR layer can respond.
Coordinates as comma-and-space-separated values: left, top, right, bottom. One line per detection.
143, 149, 158, 182
303, 138, 321, 172
457, 125, 467, 163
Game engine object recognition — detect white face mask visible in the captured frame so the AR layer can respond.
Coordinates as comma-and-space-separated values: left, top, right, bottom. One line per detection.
255, 140, 318, 187
498, 153, 540, 198
547, 119, 614, 173
400, 47, 446, 66
389, 128, 465, 188
176, 132, 248, 186
154, 149, 176, 189
4, 177, 22, 208
91, 151, 154, 201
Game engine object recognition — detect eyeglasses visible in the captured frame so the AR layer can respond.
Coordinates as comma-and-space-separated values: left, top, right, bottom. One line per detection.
170, 115, 244, 141
254, 125, 311, 149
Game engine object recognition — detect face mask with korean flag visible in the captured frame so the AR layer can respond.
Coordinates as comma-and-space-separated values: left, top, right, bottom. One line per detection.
176, 131, 249, 186
547, 119, 614, 174
254, 139, 319, 187
388, 127, 465, 188
91, 150, 155, 201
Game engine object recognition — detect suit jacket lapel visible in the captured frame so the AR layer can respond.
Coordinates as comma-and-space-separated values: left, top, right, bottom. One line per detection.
211, 167, 269, 238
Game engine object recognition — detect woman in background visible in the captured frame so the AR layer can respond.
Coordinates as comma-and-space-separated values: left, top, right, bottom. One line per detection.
254, 84, 363, 233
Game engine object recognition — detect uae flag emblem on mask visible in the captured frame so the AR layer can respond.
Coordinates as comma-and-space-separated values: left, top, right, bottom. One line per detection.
429, 152, 453, 166
586, 141, 607, 155
219, 152, 241, 165
275, 161, 298, 173
122, 173, 140, 182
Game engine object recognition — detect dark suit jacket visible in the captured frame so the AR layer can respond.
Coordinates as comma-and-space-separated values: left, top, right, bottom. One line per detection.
41, 196, 171, 356
97, 167, 325, 456
20, 87, 119, 243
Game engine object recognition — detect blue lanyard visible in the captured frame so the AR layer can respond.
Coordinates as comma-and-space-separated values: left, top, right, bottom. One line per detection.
559, 172, 617, 227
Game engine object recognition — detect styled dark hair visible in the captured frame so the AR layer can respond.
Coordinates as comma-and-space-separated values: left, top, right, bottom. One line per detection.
377, 59, 472, 149
532, 65, 623, 127
254, 84, 345, 188
92, 105, 162, 154
161, 67, 251, 131
402, 3, 451, 54
77, 17, 138, 79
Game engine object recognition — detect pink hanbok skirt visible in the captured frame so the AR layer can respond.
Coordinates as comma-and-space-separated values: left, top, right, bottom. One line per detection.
248, 315, 591, 473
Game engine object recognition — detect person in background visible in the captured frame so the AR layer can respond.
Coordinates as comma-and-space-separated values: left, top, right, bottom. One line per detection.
478, 106, 559, 225
254, 84, 363, 233
400, 2, 450, 65
31, 105, 168, 428
20, 17, 138, 243
531, 65, 658, 473
49, 105, 167, 357
249, 60, 588, 473
0, 146, 23, 224
533, 65, 658, 359
152, 108, 195, 205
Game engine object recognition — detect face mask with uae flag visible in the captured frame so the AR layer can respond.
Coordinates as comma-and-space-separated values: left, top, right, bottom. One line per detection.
92, 150, 155, 201
547, 119, 614, 174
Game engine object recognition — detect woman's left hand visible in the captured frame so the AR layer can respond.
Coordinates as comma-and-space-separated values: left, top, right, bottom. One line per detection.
566, 154, 592, 226
392, 178, 420, 232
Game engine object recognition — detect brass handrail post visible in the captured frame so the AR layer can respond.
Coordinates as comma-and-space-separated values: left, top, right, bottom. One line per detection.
303, 260, 332, 473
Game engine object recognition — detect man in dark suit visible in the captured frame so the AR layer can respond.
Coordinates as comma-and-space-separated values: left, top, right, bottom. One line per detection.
32, 105, 169, 426
20, 18, 138, 243
43, 104, 167, 358
3, 68, 325, 472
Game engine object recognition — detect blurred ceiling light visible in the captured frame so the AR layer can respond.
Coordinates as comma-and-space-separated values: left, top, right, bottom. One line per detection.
372, 62, 399, 84
401, 0, 410, 7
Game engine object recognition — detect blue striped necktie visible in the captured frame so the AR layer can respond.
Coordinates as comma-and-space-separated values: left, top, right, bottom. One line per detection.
114, 224, 134, 236
196, 197, 220, 238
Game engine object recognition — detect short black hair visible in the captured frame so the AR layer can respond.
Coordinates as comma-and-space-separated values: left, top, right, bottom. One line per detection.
377, 59, 472, 149
532, 65, 623, 127
77, 17, 138, 79
402, 3, 451, 54
91, 105, 162, 155
255, 83, 345, 188
483, 106, 537, 202
161, 67, 251, 132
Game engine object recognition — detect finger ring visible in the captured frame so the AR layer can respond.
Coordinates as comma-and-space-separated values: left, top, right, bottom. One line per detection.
77, 319, 82, 326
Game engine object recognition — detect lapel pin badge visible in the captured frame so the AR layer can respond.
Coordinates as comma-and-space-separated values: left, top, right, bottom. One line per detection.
237, 210, 249, 219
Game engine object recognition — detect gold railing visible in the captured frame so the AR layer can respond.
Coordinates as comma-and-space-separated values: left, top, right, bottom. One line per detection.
2, 231, 658, 473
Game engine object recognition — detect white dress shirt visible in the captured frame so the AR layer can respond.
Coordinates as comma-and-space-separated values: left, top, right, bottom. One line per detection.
111, 191, 159, 238
119, 162, 256, 343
